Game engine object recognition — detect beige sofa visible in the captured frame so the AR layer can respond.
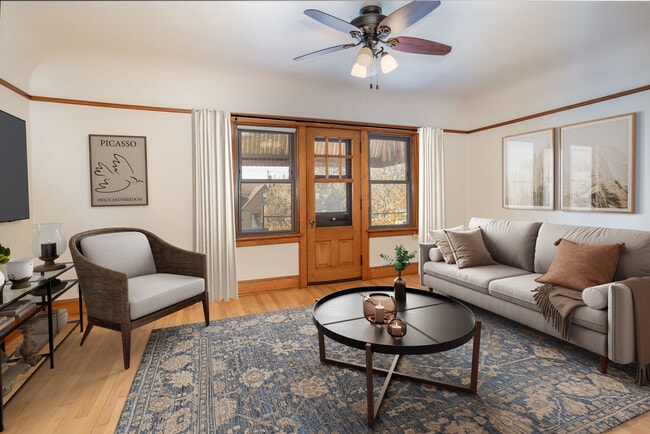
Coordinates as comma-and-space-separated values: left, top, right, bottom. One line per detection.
419, 217, 650, 372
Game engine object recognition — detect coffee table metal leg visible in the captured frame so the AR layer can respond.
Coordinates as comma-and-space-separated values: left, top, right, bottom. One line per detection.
365, 343, 375, 428
470, 320, 481, 394
317, 321, 482, 428
318, 328, 326, 362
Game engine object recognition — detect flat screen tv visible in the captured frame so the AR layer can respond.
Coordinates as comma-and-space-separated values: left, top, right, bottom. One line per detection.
0, 109, 30, 222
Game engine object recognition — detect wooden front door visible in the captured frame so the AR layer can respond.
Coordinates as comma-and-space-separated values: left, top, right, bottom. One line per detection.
306, 127, 362, 284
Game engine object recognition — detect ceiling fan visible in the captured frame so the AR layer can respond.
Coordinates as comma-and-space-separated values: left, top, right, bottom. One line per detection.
293, 1, 451, 79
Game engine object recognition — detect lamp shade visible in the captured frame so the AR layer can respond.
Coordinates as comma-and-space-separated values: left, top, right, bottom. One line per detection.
350, 62, 367, 78
380, 53, 398, 74
356, 46, 373, 67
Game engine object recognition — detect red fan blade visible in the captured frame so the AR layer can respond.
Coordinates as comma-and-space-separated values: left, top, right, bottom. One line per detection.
379, 1, 441, 34
389, 37, 451, 55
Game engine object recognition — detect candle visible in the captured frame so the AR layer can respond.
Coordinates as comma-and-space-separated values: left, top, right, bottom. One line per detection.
41, 242, 57, 258
374, 304, 385, 324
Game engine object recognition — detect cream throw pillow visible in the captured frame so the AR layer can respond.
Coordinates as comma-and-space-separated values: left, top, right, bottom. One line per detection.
443, 227, 498, 269
429, 225, 464, 264
535, 238, 625, 291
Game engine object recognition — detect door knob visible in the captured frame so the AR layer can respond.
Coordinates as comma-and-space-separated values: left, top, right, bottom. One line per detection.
309, 219, 315, 228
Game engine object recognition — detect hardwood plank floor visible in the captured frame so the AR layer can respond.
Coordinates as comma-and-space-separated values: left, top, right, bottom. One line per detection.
1, 277, 647, 433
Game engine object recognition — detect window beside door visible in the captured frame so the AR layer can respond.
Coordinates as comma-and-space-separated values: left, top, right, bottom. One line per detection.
368, 134, 413, 228
236, 127, 296, 237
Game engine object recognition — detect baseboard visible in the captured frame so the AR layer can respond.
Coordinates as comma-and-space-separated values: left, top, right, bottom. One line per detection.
238, 275, 301, 295
368, 263, 419, 280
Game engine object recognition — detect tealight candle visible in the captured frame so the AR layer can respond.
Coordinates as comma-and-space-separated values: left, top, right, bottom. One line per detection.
374, 304, 385, 324
387, 318, 407, 337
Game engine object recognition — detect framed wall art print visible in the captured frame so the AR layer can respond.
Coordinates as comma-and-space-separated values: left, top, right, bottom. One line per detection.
559, 113, 635, 213
89, 134, 149, 206
502, 128, 554, 210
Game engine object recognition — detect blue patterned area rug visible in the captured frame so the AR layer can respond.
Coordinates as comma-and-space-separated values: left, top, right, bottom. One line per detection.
116, 306, 650, 433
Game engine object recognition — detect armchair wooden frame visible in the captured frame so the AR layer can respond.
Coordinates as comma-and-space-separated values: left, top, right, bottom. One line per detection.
69, 227, 210, 369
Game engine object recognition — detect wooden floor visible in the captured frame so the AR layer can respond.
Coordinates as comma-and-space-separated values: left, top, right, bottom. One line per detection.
1, 277, 648, 433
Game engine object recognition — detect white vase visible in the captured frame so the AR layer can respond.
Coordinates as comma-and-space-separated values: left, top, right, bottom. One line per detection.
7, 257, 34, 289
0, 270, 5, 288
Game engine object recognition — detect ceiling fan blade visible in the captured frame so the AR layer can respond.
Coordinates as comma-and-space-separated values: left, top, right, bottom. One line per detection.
389, 37, 451, 55
304, 9, 360, 34
379, 1, 441, 34
293, 43, 356, 61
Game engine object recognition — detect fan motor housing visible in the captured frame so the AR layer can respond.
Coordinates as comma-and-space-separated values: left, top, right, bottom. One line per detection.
351, 5, 386, 36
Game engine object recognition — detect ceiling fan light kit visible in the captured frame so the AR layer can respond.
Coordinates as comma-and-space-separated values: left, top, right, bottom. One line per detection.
294, 1, 451, 86
380, 52, 398, 74
350, 61, 367, 78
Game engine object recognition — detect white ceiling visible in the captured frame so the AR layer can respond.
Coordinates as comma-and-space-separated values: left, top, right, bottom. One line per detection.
1, 1, 648, 96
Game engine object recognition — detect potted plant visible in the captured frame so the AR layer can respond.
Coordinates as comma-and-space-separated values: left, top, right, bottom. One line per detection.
380, 244, 416, 302
0, 243, 11, 289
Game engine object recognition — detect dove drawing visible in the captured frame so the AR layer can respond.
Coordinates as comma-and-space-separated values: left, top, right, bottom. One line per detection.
94, 153, 144, 193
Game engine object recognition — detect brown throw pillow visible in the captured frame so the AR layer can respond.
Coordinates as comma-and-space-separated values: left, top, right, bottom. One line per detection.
444, 227, 498, 269
429, 225, 464, 264
535, 239, 625, 291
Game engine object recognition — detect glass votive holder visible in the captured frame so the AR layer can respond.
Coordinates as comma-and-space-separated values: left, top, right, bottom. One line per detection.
387, 318, 407, 337
363, 293, 397, 325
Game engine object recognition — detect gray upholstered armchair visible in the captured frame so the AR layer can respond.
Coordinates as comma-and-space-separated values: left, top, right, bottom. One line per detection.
69, 227, 210, 369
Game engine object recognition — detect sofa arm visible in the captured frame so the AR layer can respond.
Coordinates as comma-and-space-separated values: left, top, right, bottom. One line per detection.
608, 282, 636, 364
419, 243, 436, 285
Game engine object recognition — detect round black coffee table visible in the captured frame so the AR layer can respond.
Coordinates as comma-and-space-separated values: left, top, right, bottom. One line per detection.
312, 286, 481, 428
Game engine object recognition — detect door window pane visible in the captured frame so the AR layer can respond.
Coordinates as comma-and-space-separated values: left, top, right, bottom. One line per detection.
315, 183, 348, 213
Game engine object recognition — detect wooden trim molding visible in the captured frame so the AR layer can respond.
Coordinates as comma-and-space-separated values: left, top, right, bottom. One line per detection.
1, 76, 647, 133
238, 275, 300, 295
466, 85, 650, 134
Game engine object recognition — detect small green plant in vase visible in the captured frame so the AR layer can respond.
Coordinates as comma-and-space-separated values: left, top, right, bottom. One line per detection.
380, 244, 416, 302
0, 243, 11, 289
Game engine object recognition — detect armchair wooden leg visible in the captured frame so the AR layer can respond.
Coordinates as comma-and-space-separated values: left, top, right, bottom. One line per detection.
121, 324, 132, 369
202, 296, 210, 326
80, 322, 94, 346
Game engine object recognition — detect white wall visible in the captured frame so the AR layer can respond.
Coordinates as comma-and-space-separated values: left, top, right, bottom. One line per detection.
461, 24, 650, 230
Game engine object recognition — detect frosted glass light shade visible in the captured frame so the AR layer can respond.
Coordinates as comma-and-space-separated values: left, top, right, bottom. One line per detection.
350, 62, 367, 78
356, 47, 373, 67
381, 53, 398, 74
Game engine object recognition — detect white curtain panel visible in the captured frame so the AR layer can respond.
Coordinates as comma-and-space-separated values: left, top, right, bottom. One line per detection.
418, 127, 446, 243
192, 109, 238, 301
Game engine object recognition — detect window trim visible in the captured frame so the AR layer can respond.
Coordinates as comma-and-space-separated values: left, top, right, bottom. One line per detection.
235, 126, 297, 238
367, 133, 414, 229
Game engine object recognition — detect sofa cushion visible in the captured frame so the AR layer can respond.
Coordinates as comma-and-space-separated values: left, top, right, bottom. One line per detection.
535, 222, 650, 279
429, 225, 464, 264
422, 261, 529, 294
128, 273, 205, 320
469, 217, 541, 272
444, 227, 497, 268
535, 239, 624, 291
80, 231, 157, 278
582, 283, 610, 310
488, 274, 607, 333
